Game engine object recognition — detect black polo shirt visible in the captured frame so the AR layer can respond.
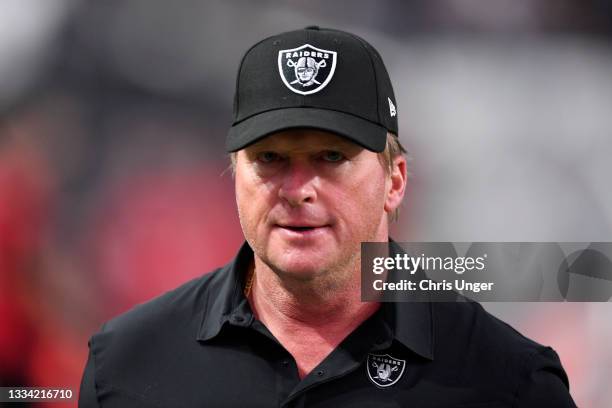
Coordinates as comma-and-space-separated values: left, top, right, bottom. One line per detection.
79, 241, 576, 407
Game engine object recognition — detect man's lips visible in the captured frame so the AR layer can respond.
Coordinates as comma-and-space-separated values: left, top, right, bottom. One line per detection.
275, 224, 329, 230
273, 223, 331, 235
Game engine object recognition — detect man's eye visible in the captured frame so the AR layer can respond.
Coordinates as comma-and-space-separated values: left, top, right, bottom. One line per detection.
257, 152, 281, 163
322, 151, 345, 162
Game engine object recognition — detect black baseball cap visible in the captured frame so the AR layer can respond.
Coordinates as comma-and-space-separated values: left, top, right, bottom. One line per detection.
226, 26, 398, 153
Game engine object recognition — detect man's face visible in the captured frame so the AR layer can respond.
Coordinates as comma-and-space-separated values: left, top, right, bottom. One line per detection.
234, 129, 394, 283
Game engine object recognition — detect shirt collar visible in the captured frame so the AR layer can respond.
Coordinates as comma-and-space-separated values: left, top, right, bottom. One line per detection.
197, 239, 434, 360
380, 298, 434, 360
370, 239, 434, 360
196, 241, 254, 342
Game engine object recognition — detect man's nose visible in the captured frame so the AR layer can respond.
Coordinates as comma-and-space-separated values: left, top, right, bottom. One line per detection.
278, 161, 317, 207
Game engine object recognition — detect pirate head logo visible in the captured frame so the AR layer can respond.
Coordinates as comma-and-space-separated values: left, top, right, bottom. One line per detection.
278, 44, 337, 95
366, 353, 406, 388
289, 56, 326, 87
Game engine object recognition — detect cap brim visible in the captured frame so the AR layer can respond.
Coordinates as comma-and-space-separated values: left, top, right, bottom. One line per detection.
226, 108, 387, 152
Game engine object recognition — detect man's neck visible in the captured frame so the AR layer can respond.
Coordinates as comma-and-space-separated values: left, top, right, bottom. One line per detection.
247, 258, 380, 378
249, 251, 378, 316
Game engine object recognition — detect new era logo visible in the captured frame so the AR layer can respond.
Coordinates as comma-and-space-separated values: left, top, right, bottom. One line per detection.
388, 97, 396, 117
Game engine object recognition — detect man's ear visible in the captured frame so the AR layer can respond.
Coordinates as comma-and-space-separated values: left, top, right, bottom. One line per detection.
384, 155, 407, 214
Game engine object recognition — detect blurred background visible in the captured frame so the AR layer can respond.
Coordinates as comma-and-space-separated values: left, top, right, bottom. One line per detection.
1, 0, 611, 406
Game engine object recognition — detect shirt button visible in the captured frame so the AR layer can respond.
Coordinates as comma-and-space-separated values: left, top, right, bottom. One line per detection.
282, 360, 289, 367
316, 370, 325, 377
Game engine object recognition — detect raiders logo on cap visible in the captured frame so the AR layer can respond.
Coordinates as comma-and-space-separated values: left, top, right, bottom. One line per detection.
278, 44, 337, 95
366, 353, 406, 388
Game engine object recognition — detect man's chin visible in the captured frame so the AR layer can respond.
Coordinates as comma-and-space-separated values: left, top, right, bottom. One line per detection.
257, 235, 348, 279
267, 256, 329, 280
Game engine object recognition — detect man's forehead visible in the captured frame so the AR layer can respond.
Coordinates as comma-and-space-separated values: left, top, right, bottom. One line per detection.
246, 129, 363, 151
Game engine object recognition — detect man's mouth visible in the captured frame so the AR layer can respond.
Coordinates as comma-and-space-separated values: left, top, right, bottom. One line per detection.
274, 224, 331, 236
283, 226, 317, 232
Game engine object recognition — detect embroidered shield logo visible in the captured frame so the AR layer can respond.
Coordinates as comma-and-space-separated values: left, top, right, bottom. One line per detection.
278, 44, 337, 95
366, 353, 406, 388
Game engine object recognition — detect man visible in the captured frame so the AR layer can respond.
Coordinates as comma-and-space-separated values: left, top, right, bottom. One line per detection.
79, 27, 576, 407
